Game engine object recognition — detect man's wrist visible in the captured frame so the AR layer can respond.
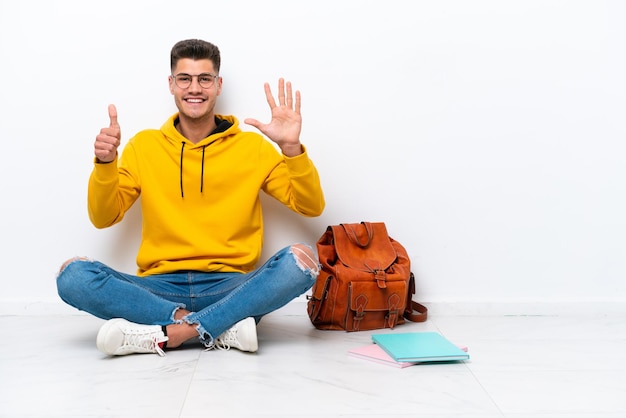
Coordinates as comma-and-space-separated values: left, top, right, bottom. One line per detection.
281, 143, 303, 158
95, 156, 116, 164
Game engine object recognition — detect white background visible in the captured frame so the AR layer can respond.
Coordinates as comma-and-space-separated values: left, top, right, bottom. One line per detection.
1, 0, 625, 314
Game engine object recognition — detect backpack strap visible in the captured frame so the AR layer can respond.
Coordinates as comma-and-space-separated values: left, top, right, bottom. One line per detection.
404, 300, 428, 322
404, 272, 428, 322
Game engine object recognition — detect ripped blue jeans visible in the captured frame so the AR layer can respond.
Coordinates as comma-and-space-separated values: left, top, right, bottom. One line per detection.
56, 244, 319, 346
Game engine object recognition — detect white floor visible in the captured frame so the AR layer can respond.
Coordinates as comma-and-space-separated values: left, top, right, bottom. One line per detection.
1, 303, 625, 418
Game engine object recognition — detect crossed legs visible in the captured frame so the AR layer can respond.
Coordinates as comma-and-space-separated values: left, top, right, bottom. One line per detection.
57, 244, 320, 354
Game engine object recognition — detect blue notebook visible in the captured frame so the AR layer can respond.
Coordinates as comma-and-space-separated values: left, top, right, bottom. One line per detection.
372, 332, 470, 363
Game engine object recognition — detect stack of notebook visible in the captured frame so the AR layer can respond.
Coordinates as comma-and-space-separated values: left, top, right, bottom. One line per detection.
349, 331, 469, 368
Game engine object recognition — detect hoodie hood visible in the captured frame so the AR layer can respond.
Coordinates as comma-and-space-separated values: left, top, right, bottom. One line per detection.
160, 113, 238, 198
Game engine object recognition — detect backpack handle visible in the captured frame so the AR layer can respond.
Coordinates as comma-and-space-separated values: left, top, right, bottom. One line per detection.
341, 222, 374, 248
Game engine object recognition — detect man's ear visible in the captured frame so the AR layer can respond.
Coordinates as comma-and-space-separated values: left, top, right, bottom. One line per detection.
168, 75, 175, 95
216, 77, 223, 96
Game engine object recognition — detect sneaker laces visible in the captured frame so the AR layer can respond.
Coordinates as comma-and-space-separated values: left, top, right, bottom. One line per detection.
204, 327, 238, 351
120, 326, 168, 357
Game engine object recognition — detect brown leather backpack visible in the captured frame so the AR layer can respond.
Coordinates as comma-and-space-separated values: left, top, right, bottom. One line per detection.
307, 222, 427, 331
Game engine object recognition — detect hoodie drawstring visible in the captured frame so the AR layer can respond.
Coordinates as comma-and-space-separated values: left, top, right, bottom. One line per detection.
179, 142, 185, 198
201, 145, 206, 193
179, 142, 208, 198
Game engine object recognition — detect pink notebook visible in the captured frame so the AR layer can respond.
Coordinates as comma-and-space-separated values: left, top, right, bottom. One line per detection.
349, 343, 469, 368
348, 344, 417, 368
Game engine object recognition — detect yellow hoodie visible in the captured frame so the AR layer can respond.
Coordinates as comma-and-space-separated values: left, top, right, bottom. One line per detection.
88, 113, 325, 276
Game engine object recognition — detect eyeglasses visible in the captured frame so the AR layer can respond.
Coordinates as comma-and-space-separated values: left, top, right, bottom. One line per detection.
172, 73, 218, 89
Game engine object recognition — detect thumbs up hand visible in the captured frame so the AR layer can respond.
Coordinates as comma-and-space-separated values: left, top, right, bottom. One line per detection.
94, 104, 121, 163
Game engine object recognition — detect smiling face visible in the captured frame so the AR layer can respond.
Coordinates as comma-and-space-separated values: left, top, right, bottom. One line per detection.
169, 58, 222, 124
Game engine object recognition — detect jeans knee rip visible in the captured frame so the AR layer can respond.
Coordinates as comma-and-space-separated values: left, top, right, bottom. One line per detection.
290, 244, 320, 277
57, 256, 92, 276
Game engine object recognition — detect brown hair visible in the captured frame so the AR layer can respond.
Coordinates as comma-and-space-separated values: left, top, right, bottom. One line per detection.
170, 39, 221, 73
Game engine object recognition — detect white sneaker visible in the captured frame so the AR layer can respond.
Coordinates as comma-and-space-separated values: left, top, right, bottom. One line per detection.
96, 318, 168, 357
213, 317, 258, 352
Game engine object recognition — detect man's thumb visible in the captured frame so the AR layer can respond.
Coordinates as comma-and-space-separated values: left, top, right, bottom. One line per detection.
108, 104, 119, 128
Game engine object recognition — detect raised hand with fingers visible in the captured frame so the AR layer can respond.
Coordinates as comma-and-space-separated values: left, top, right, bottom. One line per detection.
95, 104, 121, 163
244, 78, 303, 157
